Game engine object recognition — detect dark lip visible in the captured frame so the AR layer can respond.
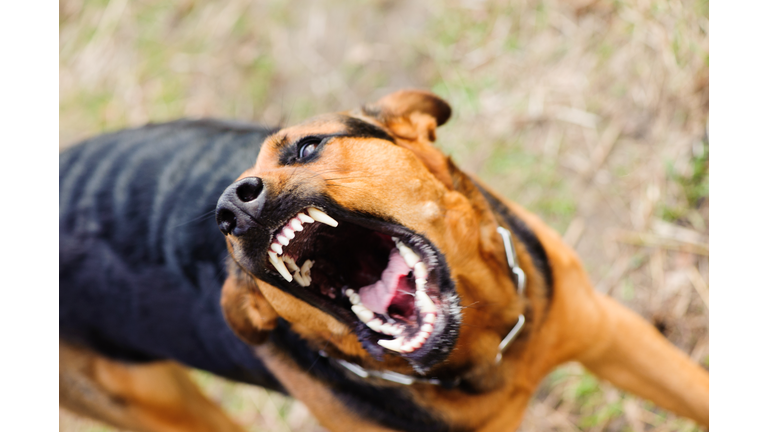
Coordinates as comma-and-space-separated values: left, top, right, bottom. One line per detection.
243, 201, 462, 371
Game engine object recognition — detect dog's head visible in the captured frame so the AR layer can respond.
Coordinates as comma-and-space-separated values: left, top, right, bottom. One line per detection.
217, 90, 523, 376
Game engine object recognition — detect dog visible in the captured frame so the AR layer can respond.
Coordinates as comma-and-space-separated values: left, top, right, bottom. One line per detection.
60, 90, 709, 431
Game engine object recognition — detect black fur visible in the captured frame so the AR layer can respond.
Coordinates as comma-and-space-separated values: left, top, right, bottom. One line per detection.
340, 115, 395, 142
59, 119, 542, 431
59, 119, 283, 389
59, 119, 454, 431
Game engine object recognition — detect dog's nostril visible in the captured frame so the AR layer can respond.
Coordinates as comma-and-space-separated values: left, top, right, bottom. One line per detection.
236, 180, 263, 203
217, 209, 237, 235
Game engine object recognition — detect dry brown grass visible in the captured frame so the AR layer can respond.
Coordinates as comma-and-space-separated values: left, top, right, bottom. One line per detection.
60, 0, 708, 430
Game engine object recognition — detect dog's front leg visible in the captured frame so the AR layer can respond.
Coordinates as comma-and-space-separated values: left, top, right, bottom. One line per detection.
574, 291, 709, 426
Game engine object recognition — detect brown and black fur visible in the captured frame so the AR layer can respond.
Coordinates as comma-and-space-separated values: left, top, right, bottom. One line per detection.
60, 90, 709, 431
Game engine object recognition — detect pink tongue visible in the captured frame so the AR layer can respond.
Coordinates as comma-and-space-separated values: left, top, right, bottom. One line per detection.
359, 250, 411, 314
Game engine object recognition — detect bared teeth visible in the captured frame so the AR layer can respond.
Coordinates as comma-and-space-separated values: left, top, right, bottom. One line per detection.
423, 312, 436, 324
415, 278, 427, 291
351, 304, 374, 322
270, 243, 283, 255
378, 337, 405, 353
396, 243, 420, 268
300, 259, 313, 277
298, 213, 314, 224
290, 218, 303, 231
307, 207, 338, 227
379, 323, 404, 336
283, 256, 300, 272
350, 292, 361, 305
294, 273, 309, 287
267, 209, 442, 352
415, 291, 437, 314
293, 259, 313, 287
268, 251, 293, 282
345, 289, 361, 305
365, 318, 383, 332
282, 226, 295, 240
413, 262, 427, 279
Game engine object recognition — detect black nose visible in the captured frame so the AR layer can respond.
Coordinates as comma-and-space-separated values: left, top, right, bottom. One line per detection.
215, 177, 267, 236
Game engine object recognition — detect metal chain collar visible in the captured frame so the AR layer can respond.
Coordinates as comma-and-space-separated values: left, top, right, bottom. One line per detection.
326, 225, 527, 386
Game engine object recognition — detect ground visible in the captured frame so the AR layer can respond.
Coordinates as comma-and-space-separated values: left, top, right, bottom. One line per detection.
59, 0, 709, 430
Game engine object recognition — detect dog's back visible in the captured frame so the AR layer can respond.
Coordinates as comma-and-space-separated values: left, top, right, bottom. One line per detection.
59, 119, 281, 388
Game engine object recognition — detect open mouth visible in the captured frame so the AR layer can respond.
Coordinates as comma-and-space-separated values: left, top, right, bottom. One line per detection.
262, 206, 459, 368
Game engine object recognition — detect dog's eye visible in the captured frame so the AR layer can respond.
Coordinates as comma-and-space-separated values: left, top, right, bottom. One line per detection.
298, 137, 322, 160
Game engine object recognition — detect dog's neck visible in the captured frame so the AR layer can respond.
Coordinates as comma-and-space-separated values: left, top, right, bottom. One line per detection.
308, 170, 553, 392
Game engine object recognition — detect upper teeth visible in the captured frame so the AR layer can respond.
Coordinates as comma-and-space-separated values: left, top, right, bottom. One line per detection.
267, 207, 337, 283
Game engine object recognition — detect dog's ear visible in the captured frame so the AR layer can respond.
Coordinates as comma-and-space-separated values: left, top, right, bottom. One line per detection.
363, 89, 451, 142
363, 90, 455, 188
221, 271, 278, 346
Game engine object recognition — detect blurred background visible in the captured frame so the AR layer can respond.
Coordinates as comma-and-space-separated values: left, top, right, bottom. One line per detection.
59, 0, 709, 430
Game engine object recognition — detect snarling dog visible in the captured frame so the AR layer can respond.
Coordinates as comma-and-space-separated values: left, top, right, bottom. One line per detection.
60, 90, 709, 431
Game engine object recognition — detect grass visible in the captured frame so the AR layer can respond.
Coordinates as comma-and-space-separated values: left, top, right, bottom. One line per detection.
60, 0, 708, 430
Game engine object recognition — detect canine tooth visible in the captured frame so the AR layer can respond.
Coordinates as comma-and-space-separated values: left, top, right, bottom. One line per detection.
415, 278, 427, 291
268, 252, 293, 282
282, 226, 296, 240
290, 218, 303, 231
423, 313, 436, 324
298, 213, 315, 224
421, 323, 434, 333
351, 305, 374, 322
276, 234, 290, 246
283, 256, 299, 272
398, 244, 420, 268
378, 337, 405, 352
413, 262, 428, 279
270, 243, 283, 255
307, 207, 338, 227
366, 319, 383, 332
379, 323, 394, 335
415, 291, 436, 314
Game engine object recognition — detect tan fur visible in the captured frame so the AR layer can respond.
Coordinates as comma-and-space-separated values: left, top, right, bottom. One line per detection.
223, 90, 709, 430
60, 341, 246, 432
62, 90, 708, 431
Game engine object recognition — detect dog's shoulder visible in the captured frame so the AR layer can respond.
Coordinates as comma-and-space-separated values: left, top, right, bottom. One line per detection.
59, 119, 285, 385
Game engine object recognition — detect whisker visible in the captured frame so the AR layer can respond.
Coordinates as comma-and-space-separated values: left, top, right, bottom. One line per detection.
173, 210, 216, 228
